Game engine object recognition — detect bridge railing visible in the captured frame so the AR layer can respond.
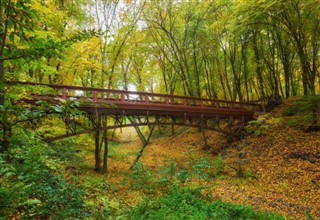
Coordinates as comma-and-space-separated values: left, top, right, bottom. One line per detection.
11, 81, 260, 111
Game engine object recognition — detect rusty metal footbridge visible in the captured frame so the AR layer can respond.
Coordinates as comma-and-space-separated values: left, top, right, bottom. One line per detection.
12, 81, 261, 172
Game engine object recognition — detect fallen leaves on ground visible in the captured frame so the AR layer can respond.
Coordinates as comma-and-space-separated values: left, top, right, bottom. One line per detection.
71, 102, 319, 219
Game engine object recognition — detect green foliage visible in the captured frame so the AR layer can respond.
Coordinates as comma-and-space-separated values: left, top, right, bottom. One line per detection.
0, 0, 36, 59
125, 163, 156, 193
177, 169, 191, 183
245, 120, 270, 136
157, 161, 177, 187
0, 85, 48, 126
1, 84, 85, 153
49, 98, 83, 116
90, 197, 116, 220
0, 132, 88, 219
304, 210, 315, 220
285, 95, 320, 131
245, 116, 282, 136
122, 152, 219, 197
105, 141, 127, 160
124, 186, 284, 220
215, 154, 224, 176
184, 147, 216, 180
49, 139, 84, 163
283, 106, 301, 116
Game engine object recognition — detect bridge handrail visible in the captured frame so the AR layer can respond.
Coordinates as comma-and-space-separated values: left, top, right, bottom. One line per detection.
9, 81, 260, 110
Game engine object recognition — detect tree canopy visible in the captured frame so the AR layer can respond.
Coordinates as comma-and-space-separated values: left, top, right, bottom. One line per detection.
1, 0, 320, 100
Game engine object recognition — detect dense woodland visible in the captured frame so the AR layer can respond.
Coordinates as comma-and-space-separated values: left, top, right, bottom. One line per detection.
1, 0, 320, 100
1, 0, 320, 219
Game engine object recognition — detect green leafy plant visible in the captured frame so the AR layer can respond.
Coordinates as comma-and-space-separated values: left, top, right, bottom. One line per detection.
0, 133, 88, 219
177, 169, 191, 183
184, 147, 215, 180
215, 154, 225, 176
157, 161, 177, 188
124, 163, 156, 194
245, 120, 269, 136
284, 95, 320, 131
124, 186, 285, 220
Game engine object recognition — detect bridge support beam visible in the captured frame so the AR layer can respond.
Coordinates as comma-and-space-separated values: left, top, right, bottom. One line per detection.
93, 114, 109, 174
44, 112, 250, 173
102, 116, 108, 173
94, 114, 101, 172
128, 116, 147, 145
130, 125, 155, 169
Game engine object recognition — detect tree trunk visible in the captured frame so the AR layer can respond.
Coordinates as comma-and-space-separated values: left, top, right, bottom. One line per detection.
1, 125, 11, 153
292, 34, 315, 95
283, 61, 290, 98
94, 128, 101, 171
0, 43, 6, 152
222, 50, 232, 100
242, 43, 250, 102
252, 31, 265, 101
0, 3, 5, 106
102, 117, 108, 174
94, 115, 101, 172
217, 58, 227, 100
0, 59, 4, 106
193, 41, 201, 97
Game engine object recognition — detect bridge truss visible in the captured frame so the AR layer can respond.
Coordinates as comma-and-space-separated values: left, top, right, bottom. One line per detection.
12, 81, 261, 173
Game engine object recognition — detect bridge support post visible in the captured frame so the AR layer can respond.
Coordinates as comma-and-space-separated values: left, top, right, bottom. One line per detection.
94, 114, 101, 172
128, 116, 147, 145
94, 113, 109, 174
200, 115, 209, 150
201, 128, 209, 150
171, 116, 175, 135
102, 116, 108, 174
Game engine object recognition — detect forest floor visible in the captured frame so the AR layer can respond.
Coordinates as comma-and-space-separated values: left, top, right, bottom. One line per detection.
67, 99, 320, 219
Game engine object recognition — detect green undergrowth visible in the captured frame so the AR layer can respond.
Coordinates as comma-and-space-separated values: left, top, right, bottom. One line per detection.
284, 95, 320, 131
121, 187, 285, 220
1, 130, 287, 219
89, 149, 284, 219
115, 156, 284, 220
0, 130, 88, 219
